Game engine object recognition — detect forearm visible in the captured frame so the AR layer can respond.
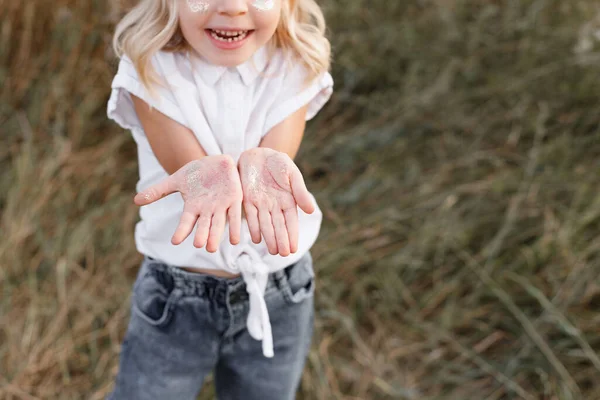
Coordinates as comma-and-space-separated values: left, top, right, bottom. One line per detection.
258, 130, 303, 160
149, 134, 207, 175
257, 104, 309, 160
131, 94, 207, 174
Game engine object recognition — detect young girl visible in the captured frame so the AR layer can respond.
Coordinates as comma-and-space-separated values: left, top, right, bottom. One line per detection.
106, 0, 333, 398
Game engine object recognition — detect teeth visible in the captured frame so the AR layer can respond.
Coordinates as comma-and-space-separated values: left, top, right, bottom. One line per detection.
210, 30, 249, 42
214, 29, 247, 37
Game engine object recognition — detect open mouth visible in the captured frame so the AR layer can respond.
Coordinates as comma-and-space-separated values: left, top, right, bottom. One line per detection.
207, 29, 253, 43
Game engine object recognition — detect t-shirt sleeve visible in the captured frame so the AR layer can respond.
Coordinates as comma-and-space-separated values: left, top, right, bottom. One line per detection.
107, 55, 187, 140
262, 63, 334, 136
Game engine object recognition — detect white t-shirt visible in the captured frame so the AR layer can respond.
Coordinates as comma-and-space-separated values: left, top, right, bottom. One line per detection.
107, 45, 333, 357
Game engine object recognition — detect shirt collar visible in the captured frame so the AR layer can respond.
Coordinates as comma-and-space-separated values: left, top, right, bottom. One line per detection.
190, 46, 269, 87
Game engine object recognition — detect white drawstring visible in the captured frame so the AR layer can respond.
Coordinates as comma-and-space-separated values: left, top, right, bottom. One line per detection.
236, 247, 274, 358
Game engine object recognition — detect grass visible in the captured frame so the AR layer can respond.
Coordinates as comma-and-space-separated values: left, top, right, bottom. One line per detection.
2, 0, 600, 398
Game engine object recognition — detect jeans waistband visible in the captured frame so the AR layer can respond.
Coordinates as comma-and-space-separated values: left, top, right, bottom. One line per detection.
143, 256, 285, 295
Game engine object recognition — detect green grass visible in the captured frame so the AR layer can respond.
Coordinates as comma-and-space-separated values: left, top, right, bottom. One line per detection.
2, 0, 600, 398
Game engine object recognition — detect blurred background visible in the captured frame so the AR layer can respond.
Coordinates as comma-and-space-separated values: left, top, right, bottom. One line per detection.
2, 0, 600, 399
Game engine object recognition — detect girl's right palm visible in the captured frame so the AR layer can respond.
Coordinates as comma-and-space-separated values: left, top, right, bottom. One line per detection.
134, 155, 243, 252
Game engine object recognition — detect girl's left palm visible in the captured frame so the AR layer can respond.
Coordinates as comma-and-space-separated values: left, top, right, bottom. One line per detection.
238, 148, 315, 256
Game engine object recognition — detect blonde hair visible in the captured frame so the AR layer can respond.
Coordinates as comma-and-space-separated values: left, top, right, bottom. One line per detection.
113, 0, 331, 93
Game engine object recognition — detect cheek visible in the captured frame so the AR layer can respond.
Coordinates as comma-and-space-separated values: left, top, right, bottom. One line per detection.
178, 9, 210, 40
252, 6, 281, 33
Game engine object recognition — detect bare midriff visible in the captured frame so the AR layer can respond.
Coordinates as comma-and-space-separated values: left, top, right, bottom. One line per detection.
180, 266, 241, 278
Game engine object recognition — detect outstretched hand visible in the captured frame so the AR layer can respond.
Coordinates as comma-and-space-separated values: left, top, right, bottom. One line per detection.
238, 148, 315, 257
134, 155, 243, 252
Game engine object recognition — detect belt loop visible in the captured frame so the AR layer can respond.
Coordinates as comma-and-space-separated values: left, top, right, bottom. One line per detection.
272, 268, 285, 289
172, 274, 186, 294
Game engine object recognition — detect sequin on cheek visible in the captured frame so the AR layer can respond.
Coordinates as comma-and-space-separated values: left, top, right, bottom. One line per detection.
251, 0, 275, 12
186, 0, 210, 13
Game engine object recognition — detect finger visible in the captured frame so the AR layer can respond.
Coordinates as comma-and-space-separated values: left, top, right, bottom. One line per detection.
272, 210, 290, 257
228, 203, 242, 246
283, 208, 299, 254
134, 177, 176, 206
244, 203, 261, 244
290, 168, 315, 214
206, 212, 226, 253
193, 213, 211, 249
171, 211, 198, 245
259, 210, 278, 255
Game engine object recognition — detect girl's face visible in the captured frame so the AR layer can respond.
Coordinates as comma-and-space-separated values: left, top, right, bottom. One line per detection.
178, 0, 281, 67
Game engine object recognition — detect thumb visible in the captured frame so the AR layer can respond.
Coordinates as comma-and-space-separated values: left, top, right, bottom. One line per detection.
134, 176, 177, 206
290, 168, 315, 214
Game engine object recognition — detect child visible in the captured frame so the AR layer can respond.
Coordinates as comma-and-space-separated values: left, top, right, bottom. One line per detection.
106, 0, 333, 398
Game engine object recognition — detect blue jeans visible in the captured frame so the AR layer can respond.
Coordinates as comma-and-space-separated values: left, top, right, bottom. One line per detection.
108, 253, 315, 400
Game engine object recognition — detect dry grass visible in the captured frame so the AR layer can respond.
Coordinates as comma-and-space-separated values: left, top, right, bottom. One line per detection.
2, 0, 600, 399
